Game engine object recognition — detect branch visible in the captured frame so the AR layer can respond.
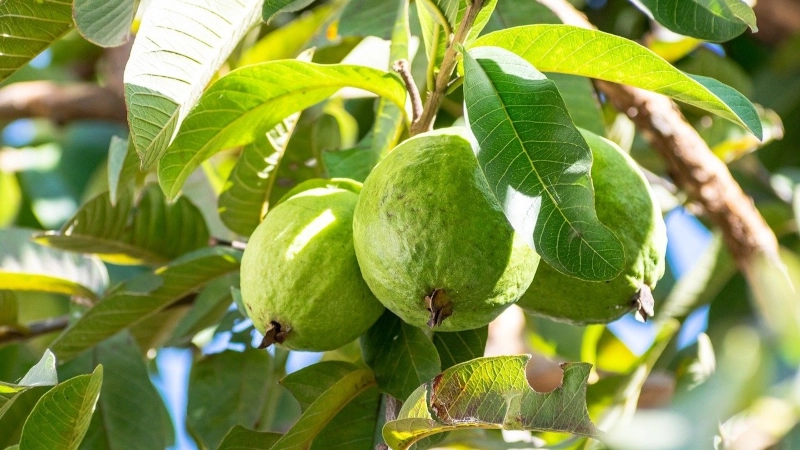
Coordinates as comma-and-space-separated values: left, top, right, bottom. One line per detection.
0, 81, 127, 124
0, 315, 70, 346
411, 0, 486, 135
537, 0, 780, 272
392, 59, 424, 125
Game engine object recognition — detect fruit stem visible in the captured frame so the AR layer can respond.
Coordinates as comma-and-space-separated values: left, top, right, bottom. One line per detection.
410, 0, 486, 136
392, 59, 424, 125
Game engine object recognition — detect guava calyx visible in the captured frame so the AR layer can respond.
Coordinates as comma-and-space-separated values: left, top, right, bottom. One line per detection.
632, 285, 655, 323
258, 321, 291, 349
425, 289, 453, 327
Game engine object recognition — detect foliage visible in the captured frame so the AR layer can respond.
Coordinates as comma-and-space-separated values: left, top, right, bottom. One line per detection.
1, 0, 799, 449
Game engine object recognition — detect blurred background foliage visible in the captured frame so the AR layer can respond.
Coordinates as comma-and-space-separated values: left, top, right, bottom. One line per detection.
1, 0, 800, 449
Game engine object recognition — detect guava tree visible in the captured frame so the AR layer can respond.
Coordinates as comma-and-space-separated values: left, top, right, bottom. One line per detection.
1, 0, 799, 449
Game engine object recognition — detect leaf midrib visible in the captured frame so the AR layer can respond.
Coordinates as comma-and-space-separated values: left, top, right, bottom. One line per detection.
476, 62, 616, 270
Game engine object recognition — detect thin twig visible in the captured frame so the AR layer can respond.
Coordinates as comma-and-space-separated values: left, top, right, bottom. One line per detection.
209, 237, 247, 250
538, 0, 780, 271
410, 0, 487, 135
392, 59, 424, 125
0, 315, 70, 346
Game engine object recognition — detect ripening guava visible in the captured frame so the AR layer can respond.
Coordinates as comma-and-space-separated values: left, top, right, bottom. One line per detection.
240, 185, 385, 351
352, 128, 540, 331
516, 131, 667, 324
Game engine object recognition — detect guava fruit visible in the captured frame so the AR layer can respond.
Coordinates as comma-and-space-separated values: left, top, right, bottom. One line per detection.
352, 128, 540, 331
240, 186, 385, 351
516, 131, 667, 324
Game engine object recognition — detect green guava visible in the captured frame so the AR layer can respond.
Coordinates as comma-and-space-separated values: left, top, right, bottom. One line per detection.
352, 128, 540, 331
240, 186, 385, 351
516, 131, 667, 324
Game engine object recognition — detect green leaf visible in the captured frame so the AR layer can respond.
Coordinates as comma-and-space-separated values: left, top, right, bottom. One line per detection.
0, 171, 21, 228
635, 0, 757, 42
0, 0, 73, 82
271, 367, 377, 449
281, 361, 358, 411
0, 386, 50, 448
433, 327, 487, 370
339, 0, 397, 39
218, 426, 281, 450
0, 228, 108, 301
324, 0, 409, 182
49, 247, 241, 362
58, 333, 171, 450
482, 0, 560, 31
462, 46, 624, 281
262, 0, 315, 23
187, 349, 276, 449
548, 73, 605, 137
239, 4, 335, 67
472, 25, 763, 138
218, 117, 298, 236
167, 274, 237, 346
34, 185, 209, 266
107, 136, 140, 206
158, 61, 408, 200
19, 350, 58, 387
361, 311, 441, 401
281, 361, 382, 449
72, 0, 136, 47
383, 356, 597, 450
19, 365, 103, 450
0, 291, 18, 327
124, 0, 262, 169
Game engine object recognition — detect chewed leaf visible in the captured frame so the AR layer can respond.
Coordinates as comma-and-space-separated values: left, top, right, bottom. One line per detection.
472, 25, 762, 139
463, 46, 624, 281
383, 356, 597, 450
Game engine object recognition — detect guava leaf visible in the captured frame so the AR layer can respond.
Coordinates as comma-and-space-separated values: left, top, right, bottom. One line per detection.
58, 334, 172, 450
361, 311, 441, 401
157, 61, 408, 200
462, 46, 624, 281
19, 350, 58, 387
472, 25, 762, 139
0, 228, 108, 301
0, 386, 50, 448
187, 349, 276, 449
239, 5, 334, 67
281, 361, 382, 450
167, 274, 237, 346
0, 0, 73, 82
34, 185, 209, 266
18, 365, 103, 450
262, 0, 315, 23
218, 426, 282, 450
272, 366, 377, 450
72, 0, 136, 47
218, 117, 298, 237
634, 0, 756, 42
482, 0, 560, 31
549, 73, 605, 137
323, 0, 409, 181
49, 247, 241, 362
383, 356, 597, 450
433, 327, 488, 370
124, 0, 262, 169
338, 0, 397, 39
107, 136, 141, 206
0, 352, 58, 447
